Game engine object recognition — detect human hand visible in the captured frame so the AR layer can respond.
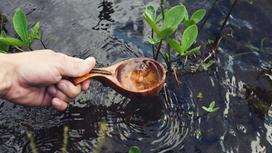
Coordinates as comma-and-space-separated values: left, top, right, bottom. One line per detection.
0, 50, 96, 111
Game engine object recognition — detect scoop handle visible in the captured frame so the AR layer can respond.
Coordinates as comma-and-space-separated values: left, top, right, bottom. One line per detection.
72, 68, 112, 85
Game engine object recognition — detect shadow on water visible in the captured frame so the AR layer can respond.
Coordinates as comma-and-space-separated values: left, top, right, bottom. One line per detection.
0, 0, 272, 152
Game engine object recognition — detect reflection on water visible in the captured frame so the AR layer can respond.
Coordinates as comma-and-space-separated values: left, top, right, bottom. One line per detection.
0, 0, 272, 152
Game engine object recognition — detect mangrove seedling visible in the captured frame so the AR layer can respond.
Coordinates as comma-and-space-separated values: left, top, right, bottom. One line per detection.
0, 8, 42, 52
201, 101, 219, 113
144, 2, 206, 70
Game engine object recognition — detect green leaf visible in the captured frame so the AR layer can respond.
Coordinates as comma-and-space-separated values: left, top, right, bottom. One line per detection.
13, 8, 29, 45
161, 5, 185, 38
184, 7, 189, 20
181, 24, 198, 51
155, 9, 168, 23
167, 38, 183, 54
147, 36, 160, 45
0, 31, 9, 52
183, 19, 194, 28
201, 106, 210, 112
159, 27, 174, 40
182, 46, 200, 56
209, 101, 216, 108
0, 37, 25, 47
201, 60, 215, 71
197, 92, 203, 99
201, 101, 219, 113
144, 5, 160, 35
128, 146, 141, 153
191, 9, 206, 24
30, 21, 41, 42
145, 5, 156, 21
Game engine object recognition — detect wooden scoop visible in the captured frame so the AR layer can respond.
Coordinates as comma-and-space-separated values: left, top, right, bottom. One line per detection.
72, 58, 166, 96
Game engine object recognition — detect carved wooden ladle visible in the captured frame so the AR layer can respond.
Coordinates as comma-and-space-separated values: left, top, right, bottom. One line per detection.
72, 58, 166, 96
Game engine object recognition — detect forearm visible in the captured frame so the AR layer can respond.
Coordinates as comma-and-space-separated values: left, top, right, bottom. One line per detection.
0, 53, 14, 97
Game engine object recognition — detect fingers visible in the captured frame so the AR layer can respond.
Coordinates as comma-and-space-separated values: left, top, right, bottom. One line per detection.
81, 80, 91, 91
47, 79, 84, 111
51, 97, 68, 111
58, 55, 96, 77
57, 80, 81, 98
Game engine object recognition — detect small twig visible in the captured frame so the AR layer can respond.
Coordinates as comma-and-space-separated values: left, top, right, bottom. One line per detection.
40, 39, 47, 49
184, 56, 188, 65
203, 52, 213, 63
218, 0, 238, 38
173, 69, 182, 84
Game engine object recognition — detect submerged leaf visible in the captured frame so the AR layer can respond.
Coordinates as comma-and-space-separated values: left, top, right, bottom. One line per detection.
191, 9, 206, 24
13, 8, 29, 45
197, 92, 204, 99
202, 101, 219, 113
128, 146, 141, 153
201, 60, 215, 71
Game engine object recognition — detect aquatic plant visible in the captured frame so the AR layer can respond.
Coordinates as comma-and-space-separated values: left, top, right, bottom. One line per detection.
0, 8, 42, 52
144, 1, 206, 70
26, 126, 69, 153
61, 126, 69, 153
93, 119, 109, 153
26, 131, 38, 153
128, 146, 141, 153
201, 101, 219, 113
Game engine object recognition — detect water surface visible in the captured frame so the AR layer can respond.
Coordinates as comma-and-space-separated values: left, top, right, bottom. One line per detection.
0, 0, 272, 152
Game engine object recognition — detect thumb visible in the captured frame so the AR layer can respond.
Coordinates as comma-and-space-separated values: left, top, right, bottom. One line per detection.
59, 56, 96, 77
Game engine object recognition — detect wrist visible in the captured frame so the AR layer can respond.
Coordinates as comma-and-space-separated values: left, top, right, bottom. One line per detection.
0, 53, 15, 98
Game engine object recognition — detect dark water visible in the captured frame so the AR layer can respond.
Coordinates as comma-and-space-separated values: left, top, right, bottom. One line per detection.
0, 0, 272, 152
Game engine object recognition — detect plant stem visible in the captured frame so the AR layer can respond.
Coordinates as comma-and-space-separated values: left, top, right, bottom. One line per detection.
166, 45, 172, 71
213, 0, 238, 49
151, 30, 155, 59
160, 0, 165, 20
155, 40, 163, 60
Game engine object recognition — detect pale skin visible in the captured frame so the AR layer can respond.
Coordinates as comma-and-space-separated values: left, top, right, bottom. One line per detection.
0, 50, 96, 111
